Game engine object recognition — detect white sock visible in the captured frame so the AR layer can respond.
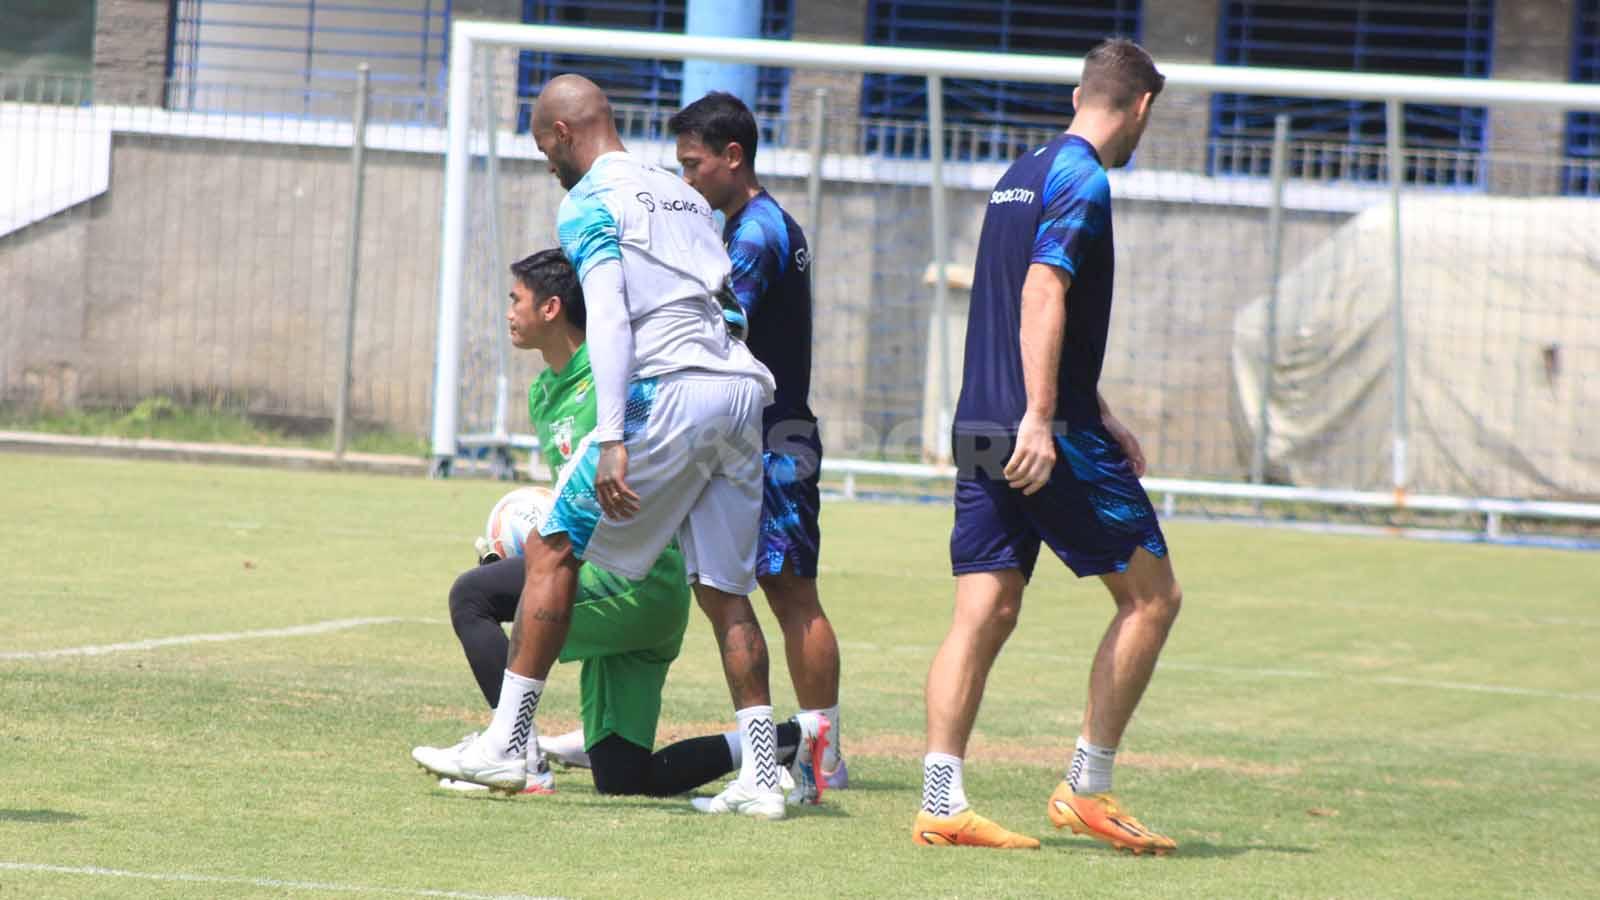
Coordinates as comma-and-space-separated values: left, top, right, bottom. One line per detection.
735, 705, 779, 791
921, 752, 968, 817
537, 728, 589, 767
722, 729, 742, 769
1067, 735, 1117, 795
804, 705, 841, 769
483, 670, 543, 760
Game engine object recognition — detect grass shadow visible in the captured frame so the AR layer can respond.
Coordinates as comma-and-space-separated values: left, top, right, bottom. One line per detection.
1038, 835, 1315, 858
0, 808, 85, 824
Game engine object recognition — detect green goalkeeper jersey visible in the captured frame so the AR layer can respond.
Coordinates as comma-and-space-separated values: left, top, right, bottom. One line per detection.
528, 343, 599, 475
527, 343, 690, 751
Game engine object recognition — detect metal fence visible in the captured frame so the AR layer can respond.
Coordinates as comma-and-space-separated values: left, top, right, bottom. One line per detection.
3, 68, 1599, 515
169, 0, 451, 121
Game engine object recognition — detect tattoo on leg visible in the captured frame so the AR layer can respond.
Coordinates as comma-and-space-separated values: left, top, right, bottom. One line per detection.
719, 618, 770, 704
531, 606, 571, 625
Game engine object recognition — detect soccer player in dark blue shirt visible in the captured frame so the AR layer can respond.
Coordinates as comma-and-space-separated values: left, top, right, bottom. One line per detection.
670, 92, 848, 791
914, 39, 1183, 853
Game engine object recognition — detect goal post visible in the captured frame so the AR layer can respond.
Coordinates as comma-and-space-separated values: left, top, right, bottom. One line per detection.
429, 21, 1600, 534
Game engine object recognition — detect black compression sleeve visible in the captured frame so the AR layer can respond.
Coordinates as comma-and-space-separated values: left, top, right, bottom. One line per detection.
446, 557, 524, 708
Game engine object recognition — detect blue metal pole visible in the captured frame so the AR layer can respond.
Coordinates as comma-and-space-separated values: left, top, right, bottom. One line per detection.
681, 0, 763, 107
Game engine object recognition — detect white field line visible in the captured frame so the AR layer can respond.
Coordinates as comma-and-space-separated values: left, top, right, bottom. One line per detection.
837, 640, 1600, 703
0, 862, 563, 900
0, 617, 441, 661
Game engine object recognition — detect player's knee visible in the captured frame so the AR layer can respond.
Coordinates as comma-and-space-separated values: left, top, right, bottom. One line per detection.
1128, 581, 1181, 626
1159, 582, 1183, 625
524, 533, 575, 577
970, 596, 1022, 639
693, 582, 743, 617
447, 571, 484, 624
590, 765, 647, 797
992, 599, 1023, 632
759, 574, 824, 623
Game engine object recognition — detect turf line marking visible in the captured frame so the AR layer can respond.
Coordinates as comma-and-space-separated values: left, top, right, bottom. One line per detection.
0, 862, 563, 899
0, 617, 443, 661
837, 640, 1600, 702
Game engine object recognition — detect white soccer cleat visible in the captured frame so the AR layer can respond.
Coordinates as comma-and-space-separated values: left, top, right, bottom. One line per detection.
691, 779, 787, 821
537, 729, 593, 770
412, 732, 527, 794
437, 760, 555, 795
786, 712, 832, 807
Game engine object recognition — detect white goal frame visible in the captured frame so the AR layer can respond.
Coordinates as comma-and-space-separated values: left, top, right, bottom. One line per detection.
430, 21, 1600, 536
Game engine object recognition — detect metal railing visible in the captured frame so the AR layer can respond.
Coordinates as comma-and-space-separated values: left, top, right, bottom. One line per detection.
168, 0, 451, 121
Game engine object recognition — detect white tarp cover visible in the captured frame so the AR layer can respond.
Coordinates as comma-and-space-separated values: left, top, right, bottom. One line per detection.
1232, 194, 1600, 501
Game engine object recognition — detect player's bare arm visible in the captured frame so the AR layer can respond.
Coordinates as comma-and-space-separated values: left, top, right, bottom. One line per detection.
1004, 262, 1070, 495
595, 440, 640, 519
1097, 391, 1146, 478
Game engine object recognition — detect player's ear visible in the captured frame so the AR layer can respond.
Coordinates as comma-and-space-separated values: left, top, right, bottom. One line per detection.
1072, 85, 1082, 114
1134, 91, 1154, 122
726, 140, 746, 172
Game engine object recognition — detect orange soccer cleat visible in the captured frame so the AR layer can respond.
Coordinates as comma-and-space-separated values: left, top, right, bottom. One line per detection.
1047, 782, 1176, 855
912, 809, 1040, 850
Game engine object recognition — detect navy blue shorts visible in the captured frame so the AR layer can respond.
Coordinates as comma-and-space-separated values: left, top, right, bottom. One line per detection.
950, 426, 1167, 580
758, 448, 822, 578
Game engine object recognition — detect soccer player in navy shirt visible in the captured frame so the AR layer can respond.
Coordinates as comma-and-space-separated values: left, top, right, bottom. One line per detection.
914, 39, 1182, 853
670, 92, 848, 791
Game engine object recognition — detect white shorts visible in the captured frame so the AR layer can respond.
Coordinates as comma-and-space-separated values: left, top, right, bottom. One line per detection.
541, 372, 766, 596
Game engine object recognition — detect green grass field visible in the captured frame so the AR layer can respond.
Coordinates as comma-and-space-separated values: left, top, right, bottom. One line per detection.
2, 452, 1597, 899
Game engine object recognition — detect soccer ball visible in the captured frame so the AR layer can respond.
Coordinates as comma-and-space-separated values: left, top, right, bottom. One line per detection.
483, 486, 555, 560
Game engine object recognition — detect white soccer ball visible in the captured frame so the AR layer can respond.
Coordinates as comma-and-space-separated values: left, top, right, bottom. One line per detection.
483, 486, 555, 560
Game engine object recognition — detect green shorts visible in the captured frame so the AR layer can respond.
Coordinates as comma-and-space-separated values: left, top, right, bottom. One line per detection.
558, 546, 691, 752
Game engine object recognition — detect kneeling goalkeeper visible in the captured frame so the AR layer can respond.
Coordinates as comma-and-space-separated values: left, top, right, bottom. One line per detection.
412, 249, 827, 799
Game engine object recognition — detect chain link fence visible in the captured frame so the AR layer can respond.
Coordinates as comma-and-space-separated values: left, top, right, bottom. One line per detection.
4, 71, 1598, 502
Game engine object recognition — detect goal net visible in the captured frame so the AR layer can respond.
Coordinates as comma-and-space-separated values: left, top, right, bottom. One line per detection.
431, 22, 1600, 532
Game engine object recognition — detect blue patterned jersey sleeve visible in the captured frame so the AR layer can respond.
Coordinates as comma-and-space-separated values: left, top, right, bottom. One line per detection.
726, 211, 788, 318
556, 189, 621, 280
1031, 154, 1110, 278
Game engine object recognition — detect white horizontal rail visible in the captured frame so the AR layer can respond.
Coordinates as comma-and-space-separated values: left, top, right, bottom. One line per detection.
818, 459, 1600, 524
456, 22, 1600, 111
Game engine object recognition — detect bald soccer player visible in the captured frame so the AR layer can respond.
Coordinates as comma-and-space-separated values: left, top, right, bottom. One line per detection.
413, 76, 793, 820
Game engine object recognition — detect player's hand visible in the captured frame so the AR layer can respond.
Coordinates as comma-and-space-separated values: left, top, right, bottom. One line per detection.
1003, 411, 1056, 496
1103, 411, 1146, 478
595, 441, 640, 520
473, 536, 501, 565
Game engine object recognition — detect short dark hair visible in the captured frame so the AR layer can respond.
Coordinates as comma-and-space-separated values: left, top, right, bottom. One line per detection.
667, 91, 759, 166
510, 249, 585, 330
1079, 38, 1165, 110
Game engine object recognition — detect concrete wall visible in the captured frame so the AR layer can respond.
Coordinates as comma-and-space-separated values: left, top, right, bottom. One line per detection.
790, 0, 869, 150
0, 128, 1351, 478
1488, 0, 1574, 193
93, 0, 170, 104
1141, 0, 1219, 171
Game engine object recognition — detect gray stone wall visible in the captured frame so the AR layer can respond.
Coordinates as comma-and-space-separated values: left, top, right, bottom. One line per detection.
1488, 0, 1574, 194
1141, 0, 1219, 172
93, 0, 170, 104
790, 0, 870, 149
